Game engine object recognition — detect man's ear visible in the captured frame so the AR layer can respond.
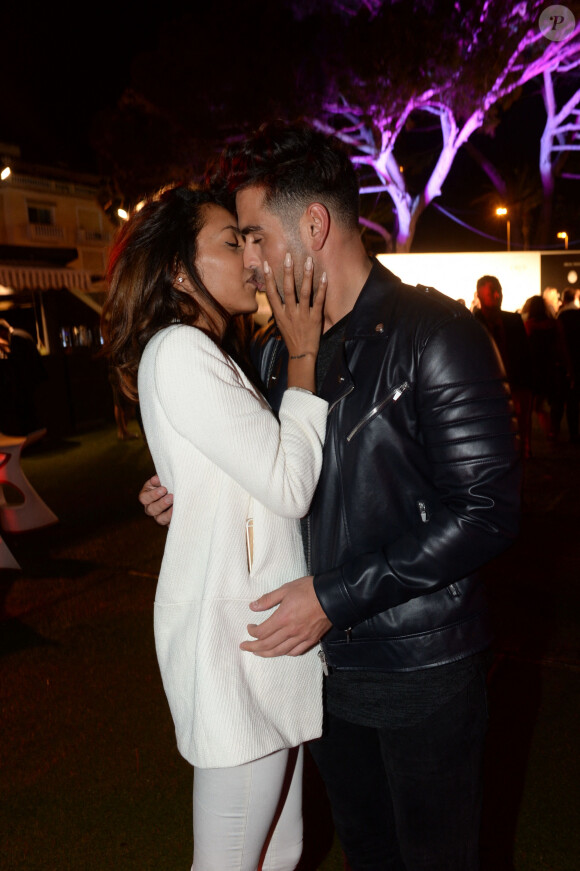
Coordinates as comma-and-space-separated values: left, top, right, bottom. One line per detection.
301, 203, 330, 252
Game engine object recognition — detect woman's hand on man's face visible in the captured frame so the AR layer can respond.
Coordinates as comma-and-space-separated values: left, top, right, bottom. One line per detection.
263, 254, 327, 359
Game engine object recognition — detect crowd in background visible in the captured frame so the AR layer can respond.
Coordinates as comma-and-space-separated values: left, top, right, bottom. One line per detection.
470, 278, 580, 457
0, 274, 578, 459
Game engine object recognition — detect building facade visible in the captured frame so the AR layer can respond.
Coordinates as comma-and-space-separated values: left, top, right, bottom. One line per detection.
0, 150, 120, 436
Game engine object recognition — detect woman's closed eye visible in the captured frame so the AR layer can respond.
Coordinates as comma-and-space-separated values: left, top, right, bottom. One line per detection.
225, 233, 244, 250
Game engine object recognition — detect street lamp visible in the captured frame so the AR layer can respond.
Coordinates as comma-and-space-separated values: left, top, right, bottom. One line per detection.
1, 166, 11, 181
495, 207, 510, 252
557, 231, 569, 250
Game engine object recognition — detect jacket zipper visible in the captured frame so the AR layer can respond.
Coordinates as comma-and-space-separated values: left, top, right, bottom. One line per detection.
328, 383, 355, 414
346, 381, 410, 442
266, 337, 282, 387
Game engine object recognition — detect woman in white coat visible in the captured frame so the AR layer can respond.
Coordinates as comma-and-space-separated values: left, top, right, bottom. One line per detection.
101, 184, 328, 871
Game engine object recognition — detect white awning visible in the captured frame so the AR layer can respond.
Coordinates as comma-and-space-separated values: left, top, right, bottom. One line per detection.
0, 265, 93, 292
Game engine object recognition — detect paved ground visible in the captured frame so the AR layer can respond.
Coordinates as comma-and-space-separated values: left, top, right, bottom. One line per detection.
0, 418, 579, 870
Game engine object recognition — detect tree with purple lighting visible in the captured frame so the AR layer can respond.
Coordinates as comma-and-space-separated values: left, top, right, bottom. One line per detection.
538, 67, 580, 241
464, 67, 580, 248
298, 0, 580, 250
93, 0, 579, 249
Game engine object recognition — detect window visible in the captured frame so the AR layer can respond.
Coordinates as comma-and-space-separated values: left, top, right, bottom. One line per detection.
27, 202, 54, 225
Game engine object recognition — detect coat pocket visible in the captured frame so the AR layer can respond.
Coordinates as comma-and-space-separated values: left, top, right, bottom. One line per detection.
246, 496, 254, 573
246, 518, 254, 573
346, 381, 410, 442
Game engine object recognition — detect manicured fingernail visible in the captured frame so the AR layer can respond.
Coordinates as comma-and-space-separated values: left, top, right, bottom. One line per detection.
284, 252, 292, 268
305, 256, 313, 271
264, 261, 270, 274
321, 271, 327, 283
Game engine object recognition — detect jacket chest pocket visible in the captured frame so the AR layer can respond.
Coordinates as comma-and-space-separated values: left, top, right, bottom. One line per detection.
346, 381, 410, 442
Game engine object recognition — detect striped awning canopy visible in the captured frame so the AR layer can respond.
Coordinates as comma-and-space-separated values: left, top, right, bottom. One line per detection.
0, 265, 92, 292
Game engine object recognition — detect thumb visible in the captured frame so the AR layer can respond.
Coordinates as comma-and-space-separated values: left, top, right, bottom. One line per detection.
250, 587, 283, 611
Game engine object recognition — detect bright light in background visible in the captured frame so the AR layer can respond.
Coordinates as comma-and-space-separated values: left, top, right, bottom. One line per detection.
557, 231, 569, 250
117, 208, 129, 221
495, 207, 511, 251
1, 166, 11, 180
254, 292, 272, 326
377, 251, 550, 312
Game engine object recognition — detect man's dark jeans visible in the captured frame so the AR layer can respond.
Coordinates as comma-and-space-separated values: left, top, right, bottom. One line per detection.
307, 664, 489, 871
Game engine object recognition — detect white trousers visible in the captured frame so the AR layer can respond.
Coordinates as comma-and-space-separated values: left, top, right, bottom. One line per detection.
191, 745, 304, 871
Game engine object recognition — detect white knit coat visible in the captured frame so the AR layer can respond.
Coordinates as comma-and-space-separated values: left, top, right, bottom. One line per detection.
138, 325, 328, 768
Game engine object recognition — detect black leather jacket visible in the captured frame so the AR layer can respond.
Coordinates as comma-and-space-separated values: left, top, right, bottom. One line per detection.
252, 260, 522, 672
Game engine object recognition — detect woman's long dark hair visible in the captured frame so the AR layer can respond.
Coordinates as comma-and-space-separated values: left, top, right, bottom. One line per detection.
101, 184, 261, 402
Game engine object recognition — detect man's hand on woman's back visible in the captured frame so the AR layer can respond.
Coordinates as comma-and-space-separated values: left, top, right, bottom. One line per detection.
139, 475, 174, 526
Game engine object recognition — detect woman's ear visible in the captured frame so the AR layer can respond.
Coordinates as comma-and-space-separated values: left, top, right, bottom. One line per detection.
300, 202, 330, 252
174, 273, 195, 295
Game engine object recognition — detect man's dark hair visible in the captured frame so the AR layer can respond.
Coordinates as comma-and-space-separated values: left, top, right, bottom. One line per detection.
562, 286, 577, 305
477, 275, 502, 294
206, 120, 360, 230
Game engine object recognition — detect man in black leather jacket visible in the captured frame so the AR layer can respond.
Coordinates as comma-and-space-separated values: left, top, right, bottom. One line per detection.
140, 122, 522, 871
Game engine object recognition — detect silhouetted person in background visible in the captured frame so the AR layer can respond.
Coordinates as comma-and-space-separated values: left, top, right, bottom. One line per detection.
0, 319, 47, 436
558, 286, 579, 315
557, 287, 580, 443
474, 276, 533, 457
542, 286, 560, 319
523, 295, 568, 444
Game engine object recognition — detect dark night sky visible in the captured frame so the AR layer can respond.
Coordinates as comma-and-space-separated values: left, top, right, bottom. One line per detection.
1, 6, 575, 251
0, 5, 541, 171
0, 5, 187, 173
